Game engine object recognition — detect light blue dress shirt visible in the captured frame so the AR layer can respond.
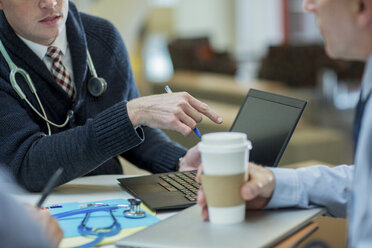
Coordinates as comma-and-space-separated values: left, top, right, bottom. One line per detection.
267, 54, 372, 247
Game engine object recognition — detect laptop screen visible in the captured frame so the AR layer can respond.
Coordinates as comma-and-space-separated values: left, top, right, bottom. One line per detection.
230, 89, 307, 167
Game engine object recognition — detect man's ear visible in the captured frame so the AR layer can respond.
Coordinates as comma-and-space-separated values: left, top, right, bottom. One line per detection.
356, 0, 372, 28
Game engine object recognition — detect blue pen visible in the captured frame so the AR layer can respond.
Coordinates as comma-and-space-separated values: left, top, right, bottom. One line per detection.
164, 85, 202, 138
36, 167, 64, 208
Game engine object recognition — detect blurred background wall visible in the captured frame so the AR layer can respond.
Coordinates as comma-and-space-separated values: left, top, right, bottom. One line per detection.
72, 0, 363, 166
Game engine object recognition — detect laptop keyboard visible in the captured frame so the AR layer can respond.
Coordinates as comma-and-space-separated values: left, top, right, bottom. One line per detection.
158, 171, 200, 202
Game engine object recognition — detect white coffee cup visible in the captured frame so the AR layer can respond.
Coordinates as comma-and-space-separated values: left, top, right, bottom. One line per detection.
198, 132, 252, 224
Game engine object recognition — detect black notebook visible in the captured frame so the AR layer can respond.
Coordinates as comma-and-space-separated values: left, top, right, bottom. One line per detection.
118, 89, 307, 211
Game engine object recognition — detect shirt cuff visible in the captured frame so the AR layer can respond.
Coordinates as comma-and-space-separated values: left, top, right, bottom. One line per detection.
265, 168, 301, 209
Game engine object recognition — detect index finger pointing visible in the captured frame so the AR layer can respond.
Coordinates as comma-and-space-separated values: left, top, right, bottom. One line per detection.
188, 96, 223, 124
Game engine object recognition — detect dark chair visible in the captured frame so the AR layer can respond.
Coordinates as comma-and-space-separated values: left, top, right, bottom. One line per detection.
257, 44, 365, 87
168, 37, 237, 75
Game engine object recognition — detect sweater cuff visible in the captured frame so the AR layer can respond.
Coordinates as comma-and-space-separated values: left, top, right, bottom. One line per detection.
265, 168, 301, 209
93, 101, 144, 157
152, 142, 187, 173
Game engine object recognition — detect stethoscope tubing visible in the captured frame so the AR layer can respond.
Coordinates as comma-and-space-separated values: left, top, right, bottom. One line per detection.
54, 205, 122, 248
0, 38, 106, 135
53, 205, 120, 219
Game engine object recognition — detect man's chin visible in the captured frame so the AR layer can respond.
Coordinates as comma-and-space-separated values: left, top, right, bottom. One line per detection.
31, 36, 58, 46
326, 49, 365, 62
325, 46, 345, 60
35, 31, 59, 46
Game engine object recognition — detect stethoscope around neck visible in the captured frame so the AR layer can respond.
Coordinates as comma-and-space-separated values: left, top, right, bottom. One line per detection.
0, 39, 107, 135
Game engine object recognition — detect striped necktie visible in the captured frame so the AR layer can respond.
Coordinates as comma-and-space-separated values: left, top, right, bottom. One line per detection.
46, 46, 75, 100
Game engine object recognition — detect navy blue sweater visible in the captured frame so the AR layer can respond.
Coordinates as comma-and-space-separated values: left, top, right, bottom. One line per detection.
0, 3, 186, 191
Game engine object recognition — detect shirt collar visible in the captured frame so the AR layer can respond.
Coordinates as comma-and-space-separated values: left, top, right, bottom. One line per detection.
361, 54, 372, 100
17, 25, 68, 60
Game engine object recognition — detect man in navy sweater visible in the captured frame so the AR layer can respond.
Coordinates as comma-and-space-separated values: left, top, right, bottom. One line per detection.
0, 0, 222, 191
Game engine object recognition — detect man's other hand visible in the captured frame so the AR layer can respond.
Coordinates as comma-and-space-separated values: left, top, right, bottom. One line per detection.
197, 163, 275, 220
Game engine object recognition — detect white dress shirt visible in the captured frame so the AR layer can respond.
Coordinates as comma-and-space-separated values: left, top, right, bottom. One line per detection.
17, 25, 75, 82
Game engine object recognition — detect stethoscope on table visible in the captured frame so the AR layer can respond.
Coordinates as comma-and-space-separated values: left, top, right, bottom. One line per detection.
0, 39, 107, 135
52, 198, 146, 248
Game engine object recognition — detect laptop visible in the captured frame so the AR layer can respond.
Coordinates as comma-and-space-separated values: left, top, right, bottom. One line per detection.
116, 205, 324, 248
118, 89, 307, 210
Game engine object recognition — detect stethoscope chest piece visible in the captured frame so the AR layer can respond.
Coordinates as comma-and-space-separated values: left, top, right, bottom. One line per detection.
87, 76, 107, 97
123, 198, 146, 219
124, 209, 146, 219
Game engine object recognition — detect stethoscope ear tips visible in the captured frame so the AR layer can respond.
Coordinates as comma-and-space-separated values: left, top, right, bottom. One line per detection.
87, 77, 107, 97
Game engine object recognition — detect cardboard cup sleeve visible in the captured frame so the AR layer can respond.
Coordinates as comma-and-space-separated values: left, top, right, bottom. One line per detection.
201, 173, 245, 207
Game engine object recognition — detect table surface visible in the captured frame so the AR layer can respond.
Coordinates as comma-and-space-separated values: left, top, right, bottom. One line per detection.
16, 174, 177, 221
15, 174, 178, 248
15, 173, 324, 248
